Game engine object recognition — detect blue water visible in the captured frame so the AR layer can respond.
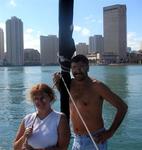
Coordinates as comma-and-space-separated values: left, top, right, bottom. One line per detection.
0, 65, 142, 150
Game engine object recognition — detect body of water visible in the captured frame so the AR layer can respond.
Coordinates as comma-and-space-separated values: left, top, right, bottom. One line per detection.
0, 65, 142, 150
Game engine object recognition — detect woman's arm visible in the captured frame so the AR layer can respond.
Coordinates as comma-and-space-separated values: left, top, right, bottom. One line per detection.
13, 120, 33, 150
13, 120, 26, 150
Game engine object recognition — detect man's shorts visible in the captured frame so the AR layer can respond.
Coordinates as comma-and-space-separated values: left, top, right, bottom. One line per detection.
72, 128, 107, 150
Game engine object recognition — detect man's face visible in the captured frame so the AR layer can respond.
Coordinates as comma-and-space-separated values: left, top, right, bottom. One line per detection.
71, 62, 89, 81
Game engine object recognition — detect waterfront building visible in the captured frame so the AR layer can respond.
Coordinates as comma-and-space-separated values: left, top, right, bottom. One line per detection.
40, 35, 58, 65
103, 4, 127, 63
89, 35, 104, 54
24, 49, 40, 65
127, 51, 142, 64
6, 16, 24, 66
140, 41, 142, 50
0, 28, 4, 65
76, 42, 88, 56
87, 52, 101, 64
89, 36, 95, 53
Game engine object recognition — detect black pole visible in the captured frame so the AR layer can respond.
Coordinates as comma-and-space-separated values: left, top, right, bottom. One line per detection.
59, 0, 76, 122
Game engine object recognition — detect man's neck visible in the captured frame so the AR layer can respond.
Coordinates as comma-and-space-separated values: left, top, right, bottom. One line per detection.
74, 76, 92, 84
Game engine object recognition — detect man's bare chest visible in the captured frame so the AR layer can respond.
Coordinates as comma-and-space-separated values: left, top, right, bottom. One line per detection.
70, 85, 99, 103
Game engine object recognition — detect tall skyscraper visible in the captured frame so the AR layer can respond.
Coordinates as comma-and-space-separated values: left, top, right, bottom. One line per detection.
40, 35, 58, 65
0, 28, 4, 65
6, 16, 24, 65
103, 4, 127, 63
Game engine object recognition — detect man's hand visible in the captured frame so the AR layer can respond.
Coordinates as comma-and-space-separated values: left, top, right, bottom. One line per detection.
94, 130, 112, 144
53, 72, 62, 90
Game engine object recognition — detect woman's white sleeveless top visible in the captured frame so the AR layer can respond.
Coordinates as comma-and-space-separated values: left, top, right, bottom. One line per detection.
23, 110, 61, 149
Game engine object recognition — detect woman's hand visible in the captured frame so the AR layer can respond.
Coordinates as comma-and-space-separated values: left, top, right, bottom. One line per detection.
24, 127, 33, 139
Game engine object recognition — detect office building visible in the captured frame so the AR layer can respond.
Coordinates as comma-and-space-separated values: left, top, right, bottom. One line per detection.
0, 28, 4, 65
24, 49, 40, 65
89, 35, 104, 54
6, 16, 24, 65
89, 36, 95, 53
76, 43, 88, 56
40, 35, 58, 65
103, 4, 127, 63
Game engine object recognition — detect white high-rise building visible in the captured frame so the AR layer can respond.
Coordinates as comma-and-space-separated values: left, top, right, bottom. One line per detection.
0, 28, 4, 65
6, 16, 24, 65
40, 35, 59, 65
103, 5, 127, 63
140, 41, 142, 50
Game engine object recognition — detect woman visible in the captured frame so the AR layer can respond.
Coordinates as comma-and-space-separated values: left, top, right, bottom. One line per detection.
13, 83, 70, 150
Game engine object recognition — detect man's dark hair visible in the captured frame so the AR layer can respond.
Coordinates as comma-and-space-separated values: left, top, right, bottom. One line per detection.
71, 54, 89, 65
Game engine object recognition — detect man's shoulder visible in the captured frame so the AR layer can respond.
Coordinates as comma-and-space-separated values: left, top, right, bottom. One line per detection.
92, 78, 102, 85
91, 79, 107, 89
92, 79, 111, 95
70, 78, 103, 84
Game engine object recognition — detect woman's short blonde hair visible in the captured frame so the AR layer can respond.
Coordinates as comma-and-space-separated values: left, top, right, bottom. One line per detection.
30, 83, 55, 102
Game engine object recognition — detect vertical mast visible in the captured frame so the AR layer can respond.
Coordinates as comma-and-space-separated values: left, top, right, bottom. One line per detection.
59, 0, 76, 121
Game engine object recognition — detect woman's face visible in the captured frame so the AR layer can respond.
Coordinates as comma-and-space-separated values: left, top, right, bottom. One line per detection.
32, 93, 51, 110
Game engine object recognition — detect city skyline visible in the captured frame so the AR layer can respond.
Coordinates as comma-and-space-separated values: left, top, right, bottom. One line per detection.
0, 0, 142, 51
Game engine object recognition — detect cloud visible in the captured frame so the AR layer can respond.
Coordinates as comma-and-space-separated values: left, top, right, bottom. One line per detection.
127, 32, 142, 50
74, 25, 81, 32
26, 28, 34, 33
84, 15, 102, 23
74, 25, 90, 36
24, 28, 41, 51
81, 28, 90, 36
84, 15, 94, 21
9, 0, 17, 7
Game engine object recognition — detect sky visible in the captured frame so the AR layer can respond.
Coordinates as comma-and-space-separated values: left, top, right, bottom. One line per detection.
0, 0, 142, 51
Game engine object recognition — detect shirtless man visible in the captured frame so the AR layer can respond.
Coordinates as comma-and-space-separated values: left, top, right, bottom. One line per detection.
54, 54, 128, 150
